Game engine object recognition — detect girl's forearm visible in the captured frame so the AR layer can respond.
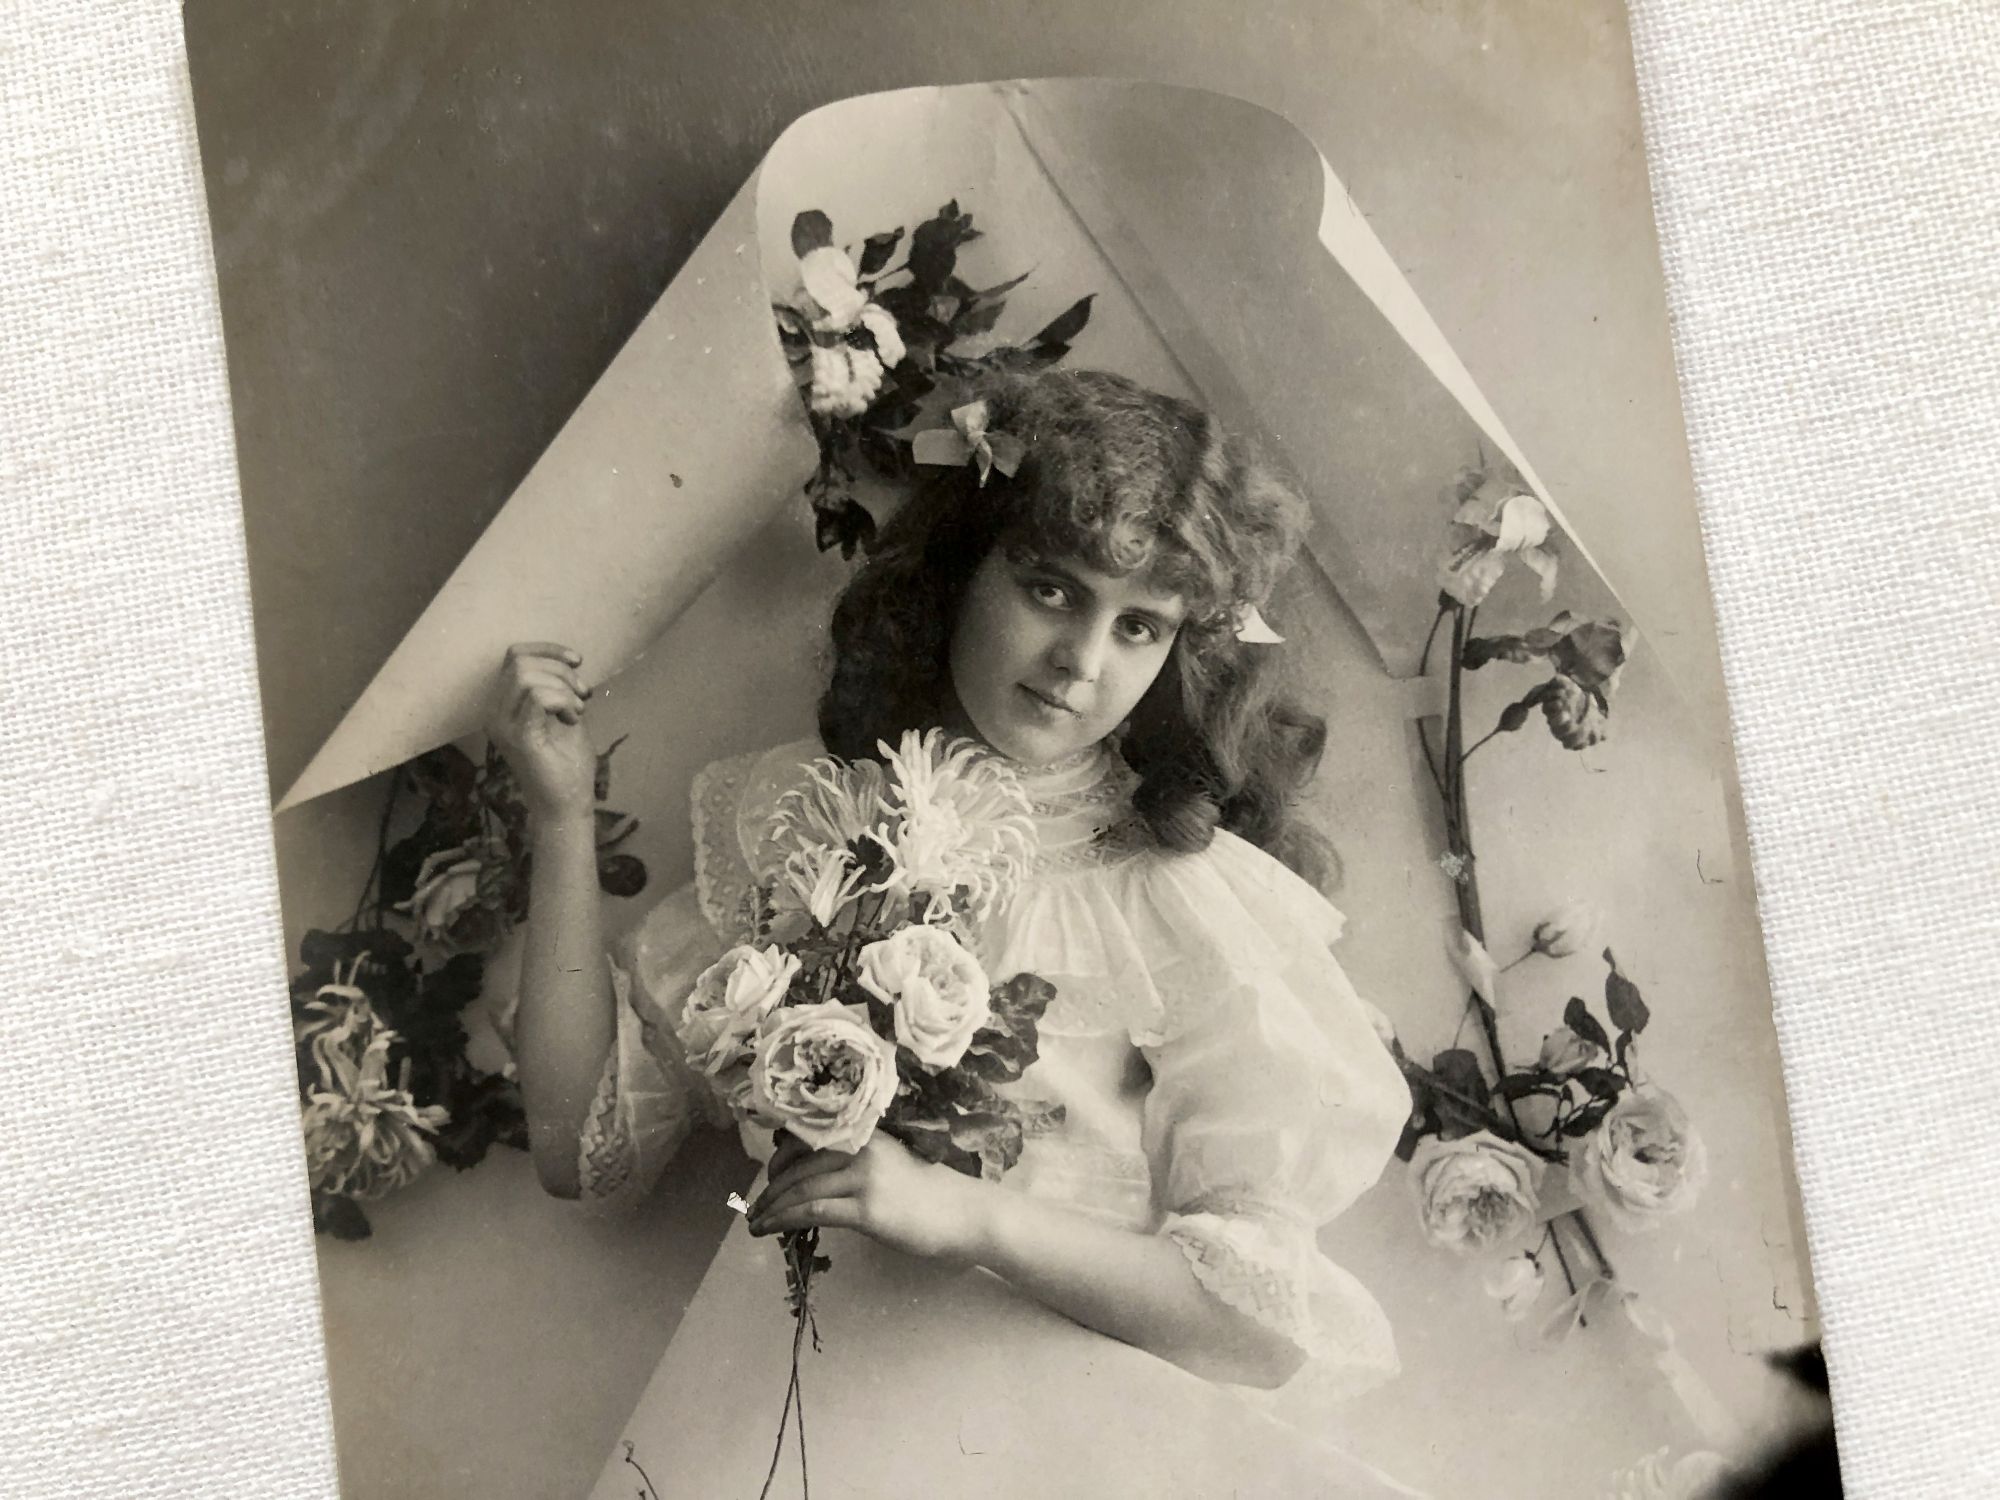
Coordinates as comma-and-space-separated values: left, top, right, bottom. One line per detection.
963, 1185, 1305, 1390
515, 813, 615, 1197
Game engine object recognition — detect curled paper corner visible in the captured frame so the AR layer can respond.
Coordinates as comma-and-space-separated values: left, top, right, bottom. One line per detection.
277, 77, 1659, 814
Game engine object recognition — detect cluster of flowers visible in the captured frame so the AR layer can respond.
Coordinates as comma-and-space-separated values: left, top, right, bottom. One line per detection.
1439, 466, 1630, 754
772, 202, 1093, 557
666, 730, 1059, 1265
291, 741, 647, 1238
1394, 905, 1708, 1333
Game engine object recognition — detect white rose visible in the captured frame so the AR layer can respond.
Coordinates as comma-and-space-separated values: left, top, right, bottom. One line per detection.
1481, 1251, 1546, 1322
748, 1002, 900, 1154
857, 925, 992, 1069
1572, 1086, 1707, 1230
798, 245, 866, 329
857, 302, 905, 367
677, 945, 800, 1096
1533, 901, 1603, 958
1536, 1024, 1608, 1078
1409, 1130, 1546, 1253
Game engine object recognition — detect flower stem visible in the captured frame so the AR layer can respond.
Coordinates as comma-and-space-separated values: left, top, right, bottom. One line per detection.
1460, 726, 1504, 763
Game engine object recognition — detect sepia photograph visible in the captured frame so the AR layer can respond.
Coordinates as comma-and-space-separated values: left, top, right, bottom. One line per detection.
183, 5, 1843, 1496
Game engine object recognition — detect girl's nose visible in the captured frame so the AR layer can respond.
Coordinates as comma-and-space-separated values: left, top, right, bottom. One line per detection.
1051, 622, 1107, 683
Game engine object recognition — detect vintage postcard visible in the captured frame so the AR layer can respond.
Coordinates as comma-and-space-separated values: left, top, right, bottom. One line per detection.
184, 4, 1841, 1496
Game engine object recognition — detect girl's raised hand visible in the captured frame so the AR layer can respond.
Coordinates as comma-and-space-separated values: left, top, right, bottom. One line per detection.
747, 1132, 988, 1266
485, 641, 597, 824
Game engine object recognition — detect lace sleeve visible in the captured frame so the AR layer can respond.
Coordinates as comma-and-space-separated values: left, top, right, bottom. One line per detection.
1141, 955, 1409, 1400
574, 882, 733, 1214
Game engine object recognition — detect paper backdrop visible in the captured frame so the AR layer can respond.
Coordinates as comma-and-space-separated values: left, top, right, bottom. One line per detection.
278, 78, 1642, 812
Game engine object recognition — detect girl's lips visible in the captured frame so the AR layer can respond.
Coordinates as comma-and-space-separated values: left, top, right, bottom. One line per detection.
1019, 684, 1081, 717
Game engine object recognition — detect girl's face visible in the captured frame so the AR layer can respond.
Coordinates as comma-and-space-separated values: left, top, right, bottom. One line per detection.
947, 548, 1187, 766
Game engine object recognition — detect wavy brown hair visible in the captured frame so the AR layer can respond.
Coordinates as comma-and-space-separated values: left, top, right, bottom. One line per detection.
818, 367, 1334, 885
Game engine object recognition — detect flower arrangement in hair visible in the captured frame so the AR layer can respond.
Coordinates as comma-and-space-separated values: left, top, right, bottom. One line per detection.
772, 201, 1095, 557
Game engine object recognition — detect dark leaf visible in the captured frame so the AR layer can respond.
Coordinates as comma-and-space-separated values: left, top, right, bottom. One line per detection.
1605, 965, 1651, 1036
855, 426, 911, 481
1428, 1047, 1494, 1140
857, 228, 903, 276
431, 1069, 528, 1170
298, 927, 414, 983
1495, 1072, 1557, 1101
1563, 997, 1613, 1056
1430, 1047, 1489, 1098
814, 499, 876, 559
423, 953, 486, 1013
952, 299, 1005, 339
1394, 1120, 1426, 1162
1031, 294, 1095, 349
865, 399, 923, 433
975, 268, 1033, 302
1463, 635, 1537, 670
594, 807, 640, 851
1573, 1066, 1628, 1100
597, 853, 649, 899
790, 210, 834, 259
907, 212, 962, 293
313, 1193, 372, 1241
871, 282, 928, 324
1561, 1099, 1616, 1137
1551, 619, 1629, 695
379, 819, 442, 912
593, 733, 629, 802
405, 744, 480, 808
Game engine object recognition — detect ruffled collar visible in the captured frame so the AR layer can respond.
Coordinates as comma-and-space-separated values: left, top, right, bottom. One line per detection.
1003, 741, 1143, 871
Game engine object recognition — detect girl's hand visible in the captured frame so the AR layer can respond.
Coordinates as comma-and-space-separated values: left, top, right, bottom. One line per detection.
485, 641, 597, 825
747, 1132, 988, 1266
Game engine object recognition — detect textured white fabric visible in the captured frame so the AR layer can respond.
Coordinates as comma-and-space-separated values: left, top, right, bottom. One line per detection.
1, 5, 1995, 1499
1625, 4, 2000, 1495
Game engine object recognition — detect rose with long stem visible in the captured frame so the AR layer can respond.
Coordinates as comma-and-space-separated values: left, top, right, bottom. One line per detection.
1423, 599, 1617, 1305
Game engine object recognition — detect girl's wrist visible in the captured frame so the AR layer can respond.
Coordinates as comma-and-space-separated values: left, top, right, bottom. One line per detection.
948, 1170, 1010, 1269
532, 808, 598, 846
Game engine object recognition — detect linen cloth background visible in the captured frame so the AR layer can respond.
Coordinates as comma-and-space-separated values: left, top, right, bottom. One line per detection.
0, 3, 1992, 1497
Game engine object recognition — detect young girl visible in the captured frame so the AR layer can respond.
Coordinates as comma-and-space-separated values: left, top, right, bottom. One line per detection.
490, 368, 1419, 1498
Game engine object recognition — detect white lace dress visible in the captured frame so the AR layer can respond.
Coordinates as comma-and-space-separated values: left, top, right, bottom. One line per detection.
579, 739, 1422, 1500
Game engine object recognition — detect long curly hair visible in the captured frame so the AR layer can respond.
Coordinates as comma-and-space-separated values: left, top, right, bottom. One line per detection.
818, 367, 1334, 885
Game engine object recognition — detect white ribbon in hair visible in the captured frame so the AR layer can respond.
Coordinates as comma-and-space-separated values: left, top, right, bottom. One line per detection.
911, 400, 1026, 487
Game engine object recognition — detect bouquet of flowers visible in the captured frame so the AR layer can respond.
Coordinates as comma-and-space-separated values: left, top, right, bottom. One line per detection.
663, 729, 1060, 1490
1394, 933, 1708, 1332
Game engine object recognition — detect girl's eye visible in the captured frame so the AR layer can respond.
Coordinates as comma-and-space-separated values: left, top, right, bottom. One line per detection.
1117, 616, 1160, 645
1027, 581, 1071, 609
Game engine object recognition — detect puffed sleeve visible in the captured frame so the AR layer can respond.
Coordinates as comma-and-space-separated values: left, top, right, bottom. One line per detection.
575, 882, 734, 1213
1132, 832, 1409, 1399
573, 744, 786, 1212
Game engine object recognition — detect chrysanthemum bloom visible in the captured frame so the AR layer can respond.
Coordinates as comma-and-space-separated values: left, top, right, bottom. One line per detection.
298, 985, 448, 1201
869, 729, 1033, 925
